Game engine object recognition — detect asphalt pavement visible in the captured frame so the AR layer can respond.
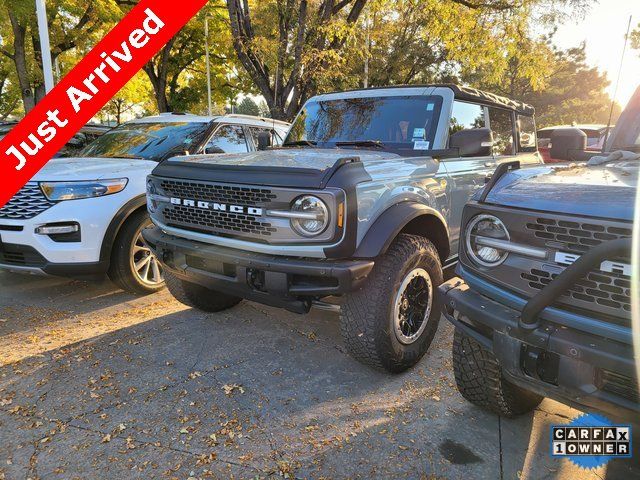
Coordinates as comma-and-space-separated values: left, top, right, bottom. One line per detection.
0, 270, 637, 479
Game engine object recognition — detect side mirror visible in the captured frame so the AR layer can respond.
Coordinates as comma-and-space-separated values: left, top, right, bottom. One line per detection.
449, 128, 493, 157
204, 146, 225, 154
550, 127, 587, 161
257, 131, 272, 151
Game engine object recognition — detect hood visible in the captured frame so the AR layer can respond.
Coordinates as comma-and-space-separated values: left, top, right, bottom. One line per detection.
31, 157, 158, 182
167, 148, 400, 171
485, 162, 638, 221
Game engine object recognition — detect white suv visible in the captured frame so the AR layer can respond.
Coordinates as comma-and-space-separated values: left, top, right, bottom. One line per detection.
0, 113, 290, 294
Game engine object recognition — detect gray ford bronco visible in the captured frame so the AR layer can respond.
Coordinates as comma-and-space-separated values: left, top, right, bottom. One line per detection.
143, 85, 542, 372
439, 86, 640, 419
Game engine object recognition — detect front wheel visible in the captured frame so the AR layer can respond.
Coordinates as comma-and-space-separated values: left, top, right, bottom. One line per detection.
452, 328, 543, 417
108, 211, 165, 295
340, 234, 443, 373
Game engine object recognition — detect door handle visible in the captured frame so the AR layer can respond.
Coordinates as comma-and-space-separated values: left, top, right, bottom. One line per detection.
484, 162, 496, 168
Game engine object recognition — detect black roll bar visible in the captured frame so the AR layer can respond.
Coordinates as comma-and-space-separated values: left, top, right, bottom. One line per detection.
519, 237, 632, 330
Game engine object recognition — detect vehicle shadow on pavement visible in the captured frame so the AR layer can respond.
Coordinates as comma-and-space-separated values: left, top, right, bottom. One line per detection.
0, 273, 150, 339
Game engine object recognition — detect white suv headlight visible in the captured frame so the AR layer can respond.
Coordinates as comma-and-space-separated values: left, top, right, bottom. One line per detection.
290, 195, 329, 237
40, 179, 128, 201
465, 214, 510, 267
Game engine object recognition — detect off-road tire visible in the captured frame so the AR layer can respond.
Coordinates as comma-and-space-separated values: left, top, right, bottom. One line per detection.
341, 234, 443, 373
165, 270, 242, 312
108, 210, 165, 295
452, 328, 543, 417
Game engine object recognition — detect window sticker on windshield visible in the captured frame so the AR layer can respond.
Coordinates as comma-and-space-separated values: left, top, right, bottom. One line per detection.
426, 103, 435, 111
414, 140, 430, 150
412, 128, 426, 140
184, 139, 193, 145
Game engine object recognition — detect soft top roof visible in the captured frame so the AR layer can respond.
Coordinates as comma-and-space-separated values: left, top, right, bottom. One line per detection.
448, 85, 534, 115
316, 84, 535, 115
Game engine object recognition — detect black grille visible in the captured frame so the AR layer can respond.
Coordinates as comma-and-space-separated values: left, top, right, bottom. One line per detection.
160, 180, 277, 205
164, 205, 276, 237
525, 218, 632, 254
159, 180, 278, 238
522, 268, 631, 313
601, 370, 639, 405
0, 183, 55, 220
0, 244, 46, 267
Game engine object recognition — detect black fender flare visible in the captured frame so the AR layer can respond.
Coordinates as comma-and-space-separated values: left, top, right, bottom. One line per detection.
353, 202, 450, 260
99, 194, 148, 264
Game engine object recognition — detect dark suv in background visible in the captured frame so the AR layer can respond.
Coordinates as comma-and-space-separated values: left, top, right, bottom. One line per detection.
439, 86, 639, 420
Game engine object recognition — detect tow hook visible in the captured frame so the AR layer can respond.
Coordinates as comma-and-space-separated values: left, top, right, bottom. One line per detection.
520, 344, 559, 385
247, 268, 266, 292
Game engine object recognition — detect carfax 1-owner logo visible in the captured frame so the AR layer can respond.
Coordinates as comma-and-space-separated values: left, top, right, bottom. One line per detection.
551, 413, 632, 469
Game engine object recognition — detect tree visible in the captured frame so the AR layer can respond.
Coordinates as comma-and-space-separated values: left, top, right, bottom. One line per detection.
99, 72, 153, 124
0, 30, 21, 120
468, 38, 619, 127
236, 96, 260, 116
0, 0, 120, 113
116, 0, 239, 113
226, 0, 368, 120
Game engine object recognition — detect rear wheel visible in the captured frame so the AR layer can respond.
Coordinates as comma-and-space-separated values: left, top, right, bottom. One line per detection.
165, 271, 242, 312
452, 328, 543, 417
108, 211, 165, 295
340, 234, 443, 373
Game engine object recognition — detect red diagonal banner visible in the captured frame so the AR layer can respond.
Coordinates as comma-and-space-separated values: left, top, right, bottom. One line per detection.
0, 0, 207, 207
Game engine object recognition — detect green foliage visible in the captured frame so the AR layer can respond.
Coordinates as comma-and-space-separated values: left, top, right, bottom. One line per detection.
0, 0, 619, 130
98, 72, 153, 124
470, 39, 619, 127
1, 0, 122, 112
0, 32, 21, 119
236, 97, 261, 116
139, 1, 239, 113
227, 0, 368, 120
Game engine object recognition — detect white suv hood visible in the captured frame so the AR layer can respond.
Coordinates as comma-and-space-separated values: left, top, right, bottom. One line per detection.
31, 157, 158, 181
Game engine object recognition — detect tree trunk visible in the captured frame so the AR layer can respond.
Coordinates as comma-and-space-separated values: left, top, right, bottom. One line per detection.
143, 62, 170, 112
8, 13, 35, 113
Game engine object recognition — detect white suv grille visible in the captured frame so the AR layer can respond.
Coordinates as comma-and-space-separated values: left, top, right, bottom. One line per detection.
0, 183, 55, 220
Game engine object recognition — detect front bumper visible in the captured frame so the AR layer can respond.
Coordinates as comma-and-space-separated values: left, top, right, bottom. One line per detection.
439, 276, 638, 422
0, 192, 130, 269
143, 227, 374, 313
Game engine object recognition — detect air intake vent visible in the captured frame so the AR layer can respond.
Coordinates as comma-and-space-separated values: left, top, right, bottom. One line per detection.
600, 370, 639, 405
522, 268, 631, 313
525, 218, 632, 254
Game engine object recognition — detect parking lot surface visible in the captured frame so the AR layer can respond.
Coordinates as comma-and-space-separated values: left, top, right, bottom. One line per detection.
0, 271, 637, 479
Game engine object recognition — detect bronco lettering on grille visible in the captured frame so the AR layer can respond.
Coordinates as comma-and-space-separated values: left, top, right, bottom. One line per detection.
170, 197, 263, 216
554, 252, 632, 278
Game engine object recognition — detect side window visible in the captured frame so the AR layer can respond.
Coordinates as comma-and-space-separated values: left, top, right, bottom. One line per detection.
248, 127, 280, 149
517, 115, 537, 152
488, 107, 515, 156
273, 130, 285, 146
449, 101, 486, 135
206, 125, 248, 154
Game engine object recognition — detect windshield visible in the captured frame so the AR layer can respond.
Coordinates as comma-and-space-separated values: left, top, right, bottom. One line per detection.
79, 121, 210, 161
284, 95, 442, 151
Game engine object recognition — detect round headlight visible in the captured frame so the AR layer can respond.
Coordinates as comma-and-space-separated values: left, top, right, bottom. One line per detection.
465, 214, 510, 267
290, 195, 329, 237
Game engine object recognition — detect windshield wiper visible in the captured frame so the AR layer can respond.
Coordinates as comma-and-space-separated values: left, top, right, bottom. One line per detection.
91, 154, 146, 160
335, 140, 385, 149
282, 140, 318, 148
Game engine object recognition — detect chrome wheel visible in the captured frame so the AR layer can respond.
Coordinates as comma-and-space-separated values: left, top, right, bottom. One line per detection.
131, 229, 164, 286
393, 268, 433, 345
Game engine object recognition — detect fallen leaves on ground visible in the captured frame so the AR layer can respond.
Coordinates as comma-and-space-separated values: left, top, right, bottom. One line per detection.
222, 384, 244, 396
